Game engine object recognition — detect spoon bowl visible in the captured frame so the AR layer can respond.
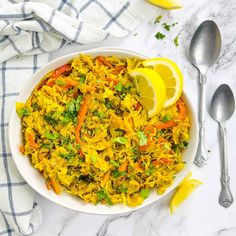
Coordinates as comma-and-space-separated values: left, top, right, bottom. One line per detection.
189, 20, 222, 74
210, 84, 235, 123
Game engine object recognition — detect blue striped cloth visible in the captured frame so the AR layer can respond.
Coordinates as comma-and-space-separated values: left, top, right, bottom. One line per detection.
0, 1, 143, 235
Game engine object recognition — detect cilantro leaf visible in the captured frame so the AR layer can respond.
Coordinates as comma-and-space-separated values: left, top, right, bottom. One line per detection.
137, 131, 148, 146
110, 160, 119, 167
174, 36, 179, 46
79, 74, 86, 83
17, 108, 30, 118
140, 189, 150, 199
113, 170, 126, 178
118, 186, 128, 193
44, 113, 58, 125
114, 82, 123, 92
45, 131, 59, 140
112, 137, 127, 144
155, 32, 165, 40
55, 80, 66, 86
96, 189, 112, 205
162, 115, 171, 123
59, 152, 75, 160
154, 15, 162, 23
93, 110, 106, 119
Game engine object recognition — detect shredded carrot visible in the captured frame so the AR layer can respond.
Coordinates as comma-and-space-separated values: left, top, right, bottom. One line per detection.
96, 56, 113, 68
28, 133, 39, 148
105, 77, 119, 85
139, 140, 155, 151
45, 180, 52, 190
112, 66, 124, 75
152, 160, 159, 166
101, 171, 110, 187
19, 145, 24, 154
155, 120, 177, 130
78, 149, 85, 158
50, 179, 61, 195
118, 161, 128, 172
136, 159, 143, 170
160, 158, 172, 164
134, 102, 141, 111
76, 96, 89, 144
176, 100, 187, 120
144, 125, 156, 136
52, 64, 71, 78
46, 79, 56, 87
157, 137, 168, 142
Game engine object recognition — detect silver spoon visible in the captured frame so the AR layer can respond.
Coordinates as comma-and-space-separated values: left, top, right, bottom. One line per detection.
210, 84, 234, 208
189, 20, 222, 167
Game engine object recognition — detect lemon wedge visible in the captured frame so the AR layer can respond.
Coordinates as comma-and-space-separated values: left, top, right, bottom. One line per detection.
170, 179, 202, 214
147, 0, 182, 9
180, 172, 192, 185
142, 58, 183, 108
129, 68, 166, 117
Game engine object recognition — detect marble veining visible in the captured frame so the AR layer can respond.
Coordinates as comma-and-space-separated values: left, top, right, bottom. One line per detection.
32, 0, 236, 235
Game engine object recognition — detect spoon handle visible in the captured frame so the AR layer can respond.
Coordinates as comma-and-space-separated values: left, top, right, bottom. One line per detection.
194, 73, 209, 167
219, 122, 233, 208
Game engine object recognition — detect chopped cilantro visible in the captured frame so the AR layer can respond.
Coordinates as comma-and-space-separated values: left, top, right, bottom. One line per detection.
67, 143, 73, 151
113, 170, 126, 178
45, 131, 59, 140
112, 137, 127, 144
40, 143, 53, 150
118, 186, 128, 193
91, 155, 97, 163
93, 110, 106, 119
96, 189, 112, 205
162, 23, 171, 31
114, 82, 123, 92
105, 99, 113, 109
174, 36, 179, 46
32, 103, 39, 110
137, 131, 148, 146
44, 113, 58, 125
155, 32, 165, 40
17, 108, 30, 118
110, 160, 119, 168
140, 189, 150, 199
55, 80, 66, 86
162, 115, 171, 123
59, 152, 75, 160
164, 143, 171, 150
146, 164, 155, 175
79, 74, 86, 83
154, 15, 162, 23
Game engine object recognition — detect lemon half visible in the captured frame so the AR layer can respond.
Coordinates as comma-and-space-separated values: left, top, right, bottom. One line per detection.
147, 0, 182, 9
142, 58, 183, 108
129, 68, 166, 117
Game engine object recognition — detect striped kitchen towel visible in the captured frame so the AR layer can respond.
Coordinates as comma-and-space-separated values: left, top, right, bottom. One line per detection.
0, 1, 143, 235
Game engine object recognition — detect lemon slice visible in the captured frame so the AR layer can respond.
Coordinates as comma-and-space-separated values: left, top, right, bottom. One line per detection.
170, 179, 202, 214
147, 0, 182, 9
129, 68, 166, 117
142, 58, 183, 108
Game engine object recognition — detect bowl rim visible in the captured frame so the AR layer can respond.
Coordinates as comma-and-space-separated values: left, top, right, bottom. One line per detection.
9, 47, 198, 215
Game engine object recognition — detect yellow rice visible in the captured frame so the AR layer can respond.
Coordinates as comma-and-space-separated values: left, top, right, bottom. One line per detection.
16, 55, 190, 207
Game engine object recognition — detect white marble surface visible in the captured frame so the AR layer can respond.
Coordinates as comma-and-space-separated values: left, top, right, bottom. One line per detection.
34, 0, 236, 235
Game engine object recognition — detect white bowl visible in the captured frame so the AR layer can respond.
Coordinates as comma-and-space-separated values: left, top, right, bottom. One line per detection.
9, 48, 198, 215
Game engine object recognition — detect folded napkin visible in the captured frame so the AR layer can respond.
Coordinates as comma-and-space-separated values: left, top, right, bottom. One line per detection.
0, 1, 143, 235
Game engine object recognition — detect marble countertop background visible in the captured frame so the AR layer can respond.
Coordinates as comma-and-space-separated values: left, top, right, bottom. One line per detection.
33, 0, 236, 235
